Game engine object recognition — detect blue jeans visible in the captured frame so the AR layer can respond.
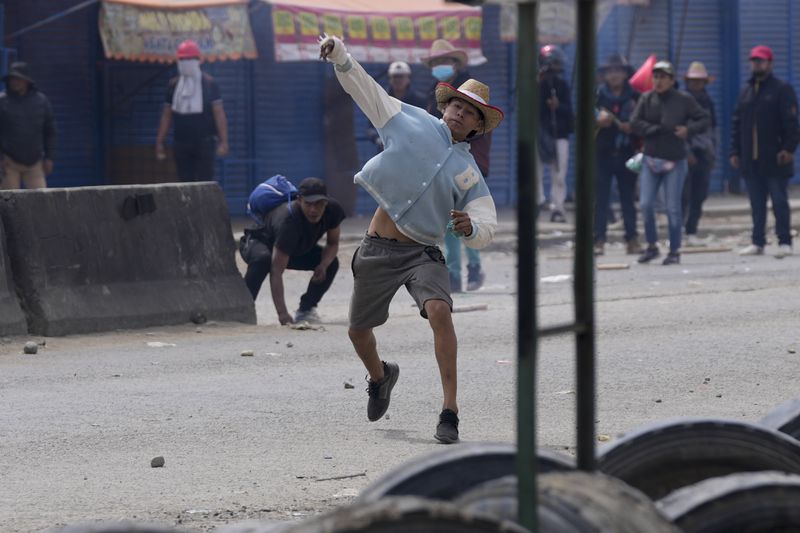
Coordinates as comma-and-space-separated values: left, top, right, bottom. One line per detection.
745, 175, 792, 247
639, 159, 688, 253
595, 154, 638, 243
444, 230, 480, 277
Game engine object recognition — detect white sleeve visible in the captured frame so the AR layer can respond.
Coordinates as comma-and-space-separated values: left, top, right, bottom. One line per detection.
334, 56, 402, 129
462, 196, 497, 249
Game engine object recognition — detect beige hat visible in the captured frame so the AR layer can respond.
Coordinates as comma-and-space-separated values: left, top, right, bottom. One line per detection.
421, 39, 468, 68
684, 61, 715, 82
435, 79, 504, 134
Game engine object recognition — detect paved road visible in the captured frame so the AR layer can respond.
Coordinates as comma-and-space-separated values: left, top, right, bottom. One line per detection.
2, 230, 799, 532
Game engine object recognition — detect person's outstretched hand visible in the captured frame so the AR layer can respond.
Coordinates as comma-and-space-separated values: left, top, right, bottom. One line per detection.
319, 34, 347, 65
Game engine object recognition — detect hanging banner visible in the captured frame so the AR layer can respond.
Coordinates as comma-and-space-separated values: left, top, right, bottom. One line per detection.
99, 1, 258, 63
501, 0, 651, 43
269, 2, 485, 65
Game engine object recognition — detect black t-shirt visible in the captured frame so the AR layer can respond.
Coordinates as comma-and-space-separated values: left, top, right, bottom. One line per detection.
258, 199, 346, 256
165, 74, 222, 143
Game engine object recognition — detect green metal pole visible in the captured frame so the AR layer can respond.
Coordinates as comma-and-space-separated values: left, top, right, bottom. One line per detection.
516, 1, 539, 530
574, 0, 598, 472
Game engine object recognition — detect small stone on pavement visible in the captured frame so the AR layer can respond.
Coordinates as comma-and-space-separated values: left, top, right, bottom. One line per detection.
151, 456, 165, 468
241, 350, 254, 357
24, 342, 38, 354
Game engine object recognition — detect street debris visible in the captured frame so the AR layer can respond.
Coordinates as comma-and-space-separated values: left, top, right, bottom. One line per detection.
344, 382, 355, 389
680, 246, 732, 254
789, 348, 797, 354
23, 341, 38, 354
151, 456, 165, 468
452, 303, 489, 313
554, 389, 575, 395
240, 350, 254, 357
315, 472, 366, 482
541, 274, 572, 283
195, 327, 203, 334
597, 263, 629, 270
597, 434, 611, 442
290, 322, 325, 331
146, 342, 176, 348
655, 399, 662, 403
495, 359, 513, 365
190, 312, 207, 325
286, 342, 294, 348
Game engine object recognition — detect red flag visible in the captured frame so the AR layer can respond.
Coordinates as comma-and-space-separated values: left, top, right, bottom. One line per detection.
629, 54, 657, 93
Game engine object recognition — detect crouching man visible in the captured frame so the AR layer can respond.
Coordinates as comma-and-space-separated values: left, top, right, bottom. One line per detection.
320, 35, 504, 443
241, 177, 345, 324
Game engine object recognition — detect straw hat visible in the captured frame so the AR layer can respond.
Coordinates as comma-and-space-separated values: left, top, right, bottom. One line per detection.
421, 39, 468, 68
435, 79, 504, 134
684, 61, 715, 82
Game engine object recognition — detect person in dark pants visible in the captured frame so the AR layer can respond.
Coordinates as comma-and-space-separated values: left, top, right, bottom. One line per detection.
682, 62, 717, 246
155, 40, 229, 182
0, 62, 56, 189
594, 54, 641, 256
241, 178, 345, 325
731, 45, 799, 259
422, 39, 492, 292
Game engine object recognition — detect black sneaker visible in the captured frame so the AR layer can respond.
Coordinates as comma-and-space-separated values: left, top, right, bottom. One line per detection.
637, 246, 660, 264
366, 361, 399, 421
550, 211, 567, 223
662, 252, 680, 265
434, 409, 460, 444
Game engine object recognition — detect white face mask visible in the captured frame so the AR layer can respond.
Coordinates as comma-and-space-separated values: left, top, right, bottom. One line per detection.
178, 59, 201, 78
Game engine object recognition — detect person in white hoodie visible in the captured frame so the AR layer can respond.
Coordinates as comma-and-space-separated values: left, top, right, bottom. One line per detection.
155, 40, 229, 182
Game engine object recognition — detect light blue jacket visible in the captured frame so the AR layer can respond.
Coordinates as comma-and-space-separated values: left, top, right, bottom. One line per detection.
333, 54, 497, 248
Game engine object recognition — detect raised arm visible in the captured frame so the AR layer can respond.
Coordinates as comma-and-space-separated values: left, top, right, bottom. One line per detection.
320, 35, 401, 129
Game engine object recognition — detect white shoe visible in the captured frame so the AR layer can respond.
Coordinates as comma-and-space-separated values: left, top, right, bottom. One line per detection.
685, 234, 705, 247
775, 244, 793, 259
738, 244, 764, 256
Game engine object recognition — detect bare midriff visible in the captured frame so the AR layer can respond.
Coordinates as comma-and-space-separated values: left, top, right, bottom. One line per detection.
366, 207, 416, 242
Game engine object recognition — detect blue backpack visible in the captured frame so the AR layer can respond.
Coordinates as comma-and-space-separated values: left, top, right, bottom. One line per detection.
246, 174, 297, 223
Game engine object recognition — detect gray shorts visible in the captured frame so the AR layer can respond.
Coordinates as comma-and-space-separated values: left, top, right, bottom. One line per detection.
349, 235, 453, 329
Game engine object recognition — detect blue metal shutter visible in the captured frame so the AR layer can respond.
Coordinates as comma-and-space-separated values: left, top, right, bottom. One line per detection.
250, 5, 326, 213
670, 0, 725, 192
9, 0, 101, 187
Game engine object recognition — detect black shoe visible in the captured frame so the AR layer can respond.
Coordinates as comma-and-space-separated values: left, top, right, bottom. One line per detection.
466, 264, 484, 291
449, 273, 462, 293
366, 361, 399, 422
637, 246, 660, 264
434, 409, 460, 444
662, 252, 680, 265
550, 211, 567, 223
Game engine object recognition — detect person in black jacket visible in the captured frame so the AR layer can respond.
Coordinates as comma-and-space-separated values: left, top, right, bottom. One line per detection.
682, 62, 717, 246
594, 54, 640, 255
731, 45, 800, 258
538, 44, 574, 223
631, 60, 710, 265
0, 62, 55, 190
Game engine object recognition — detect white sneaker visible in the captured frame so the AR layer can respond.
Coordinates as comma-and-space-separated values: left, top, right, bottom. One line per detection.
685, 234, 705, 247
775, 244, 793, 259
738, 244, 764, 256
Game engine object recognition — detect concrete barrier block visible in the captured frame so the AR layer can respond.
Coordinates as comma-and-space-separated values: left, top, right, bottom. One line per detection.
0, 217, 27, 336
0, 183, 255, 336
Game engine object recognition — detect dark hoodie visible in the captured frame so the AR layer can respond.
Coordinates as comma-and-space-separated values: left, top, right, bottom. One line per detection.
631, 87, 710, 161
596, 81, 640, 158
0, 84, 56, 166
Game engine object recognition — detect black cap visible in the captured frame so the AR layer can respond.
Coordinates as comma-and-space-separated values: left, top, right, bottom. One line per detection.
3, 62, 34, 85
298, 177, 328, 202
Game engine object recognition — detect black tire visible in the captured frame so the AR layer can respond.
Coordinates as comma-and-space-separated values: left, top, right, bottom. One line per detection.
597, 417, 800, 500
455, 472, 679, 533
658, 471, 800, 532
357, 442, 574, 503
275, 496, 530, 533
760, 397, 800, 440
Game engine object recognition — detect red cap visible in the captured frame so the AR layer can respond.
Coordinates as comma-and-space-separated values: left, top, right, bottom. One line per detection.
749, 45, 773, 61
176, 40, 201, 60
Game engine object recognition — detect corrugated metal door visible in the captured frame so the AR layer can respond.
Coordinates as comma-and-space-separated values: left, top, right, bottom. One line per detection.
250, 5, 326, 213
670, 0, 725, 192
8, 0, 101, 187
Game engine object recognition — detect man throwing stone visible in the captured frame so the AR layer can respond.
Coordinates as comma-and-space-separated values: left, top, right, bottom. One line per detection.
320, 35, 503, 443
